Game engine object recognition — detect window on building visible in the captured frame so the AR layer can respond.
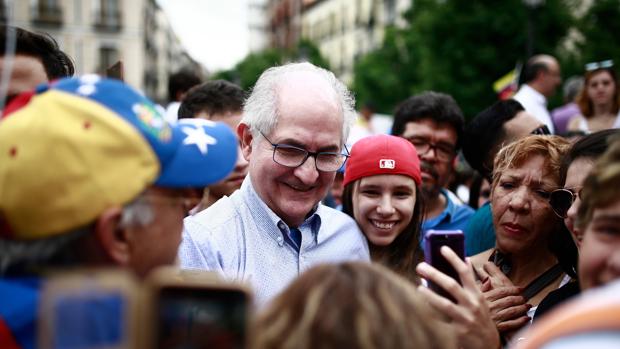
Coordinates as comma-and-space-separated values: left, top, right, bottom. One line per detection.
31, 0, 63, 26
98, 46, 119, 75
93, 0, 121, 31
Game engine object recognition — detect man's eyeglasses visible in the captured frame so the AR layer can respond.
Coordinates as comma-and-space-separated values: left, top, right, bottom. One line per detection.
549, 187, 582, 218
259, 131, 349, 172
531, 125, 551, 135
585, 60, 614, 72
405, 136, 456, 162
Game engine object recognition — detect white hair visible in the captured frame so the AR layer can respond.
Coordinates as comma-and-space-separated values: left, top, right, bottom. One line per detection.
120, 193, 154, 228
242, 62, 356, 146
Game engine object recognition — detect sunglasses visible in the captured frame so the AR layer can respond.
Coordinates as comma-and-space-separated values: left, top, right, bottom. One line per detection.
531, 125, 551, 135
585, 60, 614, 72
549, 187, 582, 218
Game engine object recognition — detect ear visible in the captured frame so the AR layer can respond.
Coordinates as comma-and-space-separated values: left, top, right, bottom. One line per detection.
94, 207, 131, 267
237, 122, 254, 162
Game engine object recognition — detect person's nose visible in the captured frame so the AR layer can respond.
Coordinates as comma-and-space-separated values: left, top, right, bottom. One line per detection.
508, 187, 530, 212
293, 155, 319, 185
420, 146, 438, 162
376, 194, 396, 216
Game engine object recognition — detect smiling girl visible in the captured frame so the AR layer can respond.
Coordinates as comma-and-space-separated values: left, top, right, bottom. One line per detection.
342, 135, 424, 283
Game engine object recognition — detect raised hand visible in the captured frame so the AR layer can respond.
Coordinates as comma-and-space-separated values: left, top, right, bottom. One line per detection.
416, 246, 501, 349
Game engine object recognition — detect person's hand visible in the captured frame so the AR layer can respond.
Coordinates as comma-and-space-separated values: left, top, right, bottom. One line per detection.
475, 262, 531, 334
416, 246, 501, 349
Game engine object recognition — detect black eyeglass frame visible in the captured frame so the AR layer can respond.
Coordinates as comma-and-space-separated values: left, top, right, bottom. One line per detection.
549, 187, 582, 219
404, 136, 457, 162
259, 131, 350, 172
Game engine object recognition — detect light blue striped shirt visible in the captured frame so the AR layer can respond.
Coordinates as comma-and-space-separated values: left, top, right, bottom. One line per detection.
178, 177, 370, 305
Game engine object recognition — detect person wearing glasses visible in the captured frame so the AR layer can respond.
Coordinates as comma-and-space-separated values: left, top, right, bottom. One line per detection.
391, 92, 474, 247
178, 62, 370, 306
513, 137, 620, 349
513, 54, 563, 134
463, 100, 550, 256
0, 77, 239, 347
536, 130, 620, 320
340, 135, 424, 283
567, 60, 620, 133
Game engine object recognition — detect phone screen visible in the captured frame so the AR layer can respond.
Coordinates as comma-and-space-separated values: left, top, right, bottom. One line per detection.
51, 292, 127, 349
156, 287, 248, 349
424, 229, 465, 302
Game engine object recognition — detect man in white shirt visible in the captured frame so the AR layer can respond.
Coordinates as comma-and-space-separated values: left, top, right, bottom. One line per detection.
513, 54, 562, 134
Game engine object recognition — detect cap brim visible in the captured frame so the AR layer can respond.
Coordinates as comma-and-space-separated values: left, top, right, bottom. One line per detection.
155, 118, 238, 188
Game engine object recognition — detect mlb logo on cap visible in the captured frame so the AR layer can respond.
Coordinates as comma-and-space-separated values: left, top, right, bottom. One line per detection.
380, 159, 395, 169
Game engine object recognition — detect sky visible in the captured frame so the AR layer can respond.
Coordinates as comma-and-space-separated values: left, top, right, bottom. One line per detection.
157, 0, 250, 72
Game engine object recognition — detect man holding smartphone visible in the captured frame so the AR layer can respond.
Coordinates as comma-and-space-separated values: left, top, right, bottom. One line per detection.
178, 62, 370, 305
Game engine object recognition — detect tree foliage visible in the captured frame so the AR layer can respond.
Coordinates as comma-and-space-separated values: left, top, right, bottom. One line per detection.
212, 39, 329, 91
353, 0, 577, 118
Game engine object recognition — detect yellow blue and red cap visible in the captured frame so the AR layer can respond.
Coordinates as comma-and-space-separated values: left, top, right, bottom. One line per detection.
0, 75, 238, 240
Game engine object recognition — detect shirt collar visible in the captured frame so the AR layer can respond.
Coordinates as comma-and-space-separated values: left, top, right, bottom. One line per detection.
522, 84, 547, 106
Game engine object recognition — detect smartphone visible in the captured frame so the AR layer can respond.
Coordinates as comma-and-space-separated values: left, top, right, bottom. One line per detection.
38, 269, 140, 349
424, 229, 465, 302
143, 267, 251, 349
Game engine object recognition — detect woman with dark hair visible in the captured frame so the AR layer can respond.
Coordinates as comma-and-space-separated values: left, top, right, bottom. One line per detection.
341, 134, 424, 283
567, 60, 620, 133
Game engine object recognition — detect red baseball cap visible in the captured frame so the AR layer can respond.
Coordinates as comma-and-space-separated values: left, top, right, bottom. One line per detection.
343, 134, 421, 186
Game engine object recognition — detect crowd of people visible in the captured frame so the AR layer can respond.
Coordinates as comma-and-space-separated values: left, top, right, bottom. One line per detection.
1, 24, 620, 348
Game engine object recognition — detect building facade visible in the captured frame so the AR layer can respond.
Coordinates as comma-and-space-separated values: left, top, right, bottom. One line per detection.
300, 0, 410, 84
2, 0, 202, 103
263, 0, 410, 84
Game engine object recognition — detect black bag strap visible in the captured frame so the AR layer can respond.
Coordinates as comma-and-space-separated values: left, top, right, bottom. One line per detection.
522, 263, 564, 300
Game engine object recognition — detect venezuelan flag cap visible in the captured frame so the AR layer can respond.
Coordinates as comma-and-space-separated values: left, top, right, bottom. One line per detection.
0, 75, 238, 240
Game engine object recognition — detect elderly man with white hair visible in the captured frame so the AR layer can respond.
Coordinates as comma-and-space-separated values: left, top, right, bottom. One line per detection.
179, 62, 370, 305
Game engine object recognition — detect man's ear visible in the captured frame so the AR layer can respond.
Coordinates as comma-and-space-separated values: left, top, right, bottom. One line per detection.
94, 207, 131, 267
237, 122, 254, 162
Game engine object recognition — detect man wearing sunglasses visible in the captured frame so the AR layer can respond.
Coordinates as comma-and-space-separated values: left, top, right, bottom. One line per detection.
179, 63, 370, 305
513, 54, 562, 134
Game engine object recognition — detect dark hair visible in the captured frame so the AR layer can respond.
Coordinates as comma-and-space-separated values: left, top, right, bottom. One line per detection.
391, 91, 464, 150
520, 59, 550, 85
342, 182, 425, 284
575, 68, 619, 118
167, 69, 202, 102
177, 80, 244, 119
462, 99, 525, 179
0, 25, 74, 79
558, 129, 620, 186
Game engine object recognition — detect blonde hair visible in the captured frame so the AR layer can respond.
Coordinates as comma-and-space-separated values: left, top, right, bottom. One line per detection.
577, 137, 620, 229
252, 262, 455, 349
492, 135, 570, 191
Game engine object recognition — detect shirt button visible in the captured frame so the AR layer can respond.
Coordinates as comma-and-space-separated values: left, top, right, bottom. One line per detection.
276, 236, 284, 246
